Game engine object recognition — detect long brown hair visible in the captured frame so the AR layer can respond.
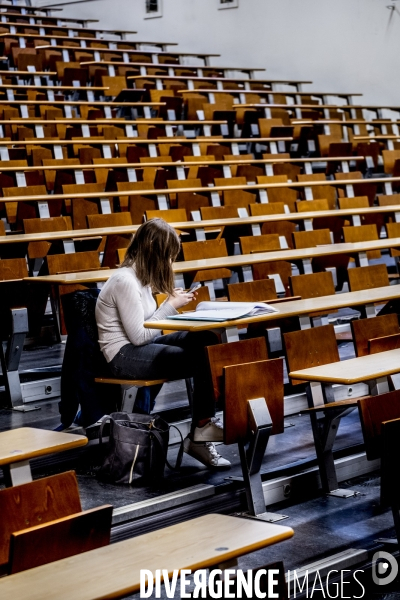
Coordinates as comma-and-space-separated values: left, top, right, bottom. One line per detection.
120, 218, 180, 294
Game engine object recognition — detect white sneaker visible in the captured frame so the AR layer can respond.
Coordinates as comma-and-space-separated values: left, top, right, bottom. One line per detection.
192, 417, 224, 442
183, 437, 231, 469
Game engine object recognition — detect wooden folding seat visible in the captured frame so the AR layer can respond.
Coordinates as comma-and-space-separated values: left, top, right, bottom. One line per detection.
342, 223, 380, 259
239, 233, 282, 254
351, 314, 400, 357
296, 173, 337, 209
207, 339, 285, 518
348, 264, 390, 292
166, 178, 202, 206
0, 471, 112, 575
256, 175, 298, 212
289, 271, 335, 299
227, 279, 277, 302
358, 391, 400, 545
293, 228, 332, 249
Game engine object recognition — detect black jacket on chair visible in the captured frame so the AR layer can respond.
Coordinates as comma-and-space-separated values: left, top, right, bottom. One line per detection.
60, 289, 120, 428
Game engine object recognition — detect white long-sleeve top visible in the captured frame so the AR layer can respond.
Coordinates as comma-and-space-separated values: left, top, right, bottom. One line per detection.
95, 266, 178, 362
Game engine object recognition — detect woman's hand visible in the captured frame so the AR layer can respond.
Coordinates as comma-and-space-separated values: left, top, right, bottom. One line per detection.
167, 287, 197, 309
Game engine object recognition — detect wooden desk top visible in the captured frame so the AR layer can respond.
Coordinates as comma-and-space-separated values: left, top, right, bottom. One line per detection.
36, 44, 221, 58
2, 205, 400, 245
129, 74, 314, 85
0, 513, 293, 600
0, 33, 176, 46
24, 239, 400, 283
0, 100, 163, 106
144, 285, 400, 332
0, 84, 108, 91
0, 174, 398, 205
0, 70, 57, 77
0, 155, 365, 172
179, 89, 360, 96
0, 427, 87, 466
0, 119, 226, 126
0, 21, 137, 36
0, 136, 292, 148
81, 60, 266, 72
289, 348, 400, 384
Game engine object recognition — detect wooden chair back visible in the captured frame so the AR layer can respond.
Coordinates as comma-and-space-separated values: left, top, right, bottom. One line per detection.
224, 359, 284, 444
206, 338, 268, 403
284, 324, 339, 385
357, 390, 400, 460
145, 208, 187, 223
252, 260, 293, 296
9, 505, 113, 574
227, 279, 277, 302
0, 258, 28, 281
181, 239, 228, 261
0, 471, 81, 569
351, 313, 400, 357
239, 234, 281, 254
295, 198, 330, 213
200, 206, 238, 220
338, 196, 369, 210
293, 228, 331, 249
117, 181, 157, 224
342, 223, 380, 259
348, 264, 389, 292
47, 251, 101, 275
87, 212, 132, 228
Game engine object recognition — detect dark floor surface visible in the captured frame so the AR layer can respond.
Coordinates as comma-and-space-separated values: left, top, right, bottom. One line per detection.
1, 333, 399, 599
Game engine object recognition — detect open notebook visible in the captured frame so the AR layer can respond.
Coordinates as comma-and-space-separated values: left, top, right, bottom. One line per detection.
167, 301, 279, 322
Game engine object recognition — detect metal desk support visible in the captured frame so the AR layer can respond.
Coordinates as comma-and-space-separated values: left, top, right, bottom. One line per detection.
238, 398, 288, 522
0, 308, 36, 411
306, 383, 357, 498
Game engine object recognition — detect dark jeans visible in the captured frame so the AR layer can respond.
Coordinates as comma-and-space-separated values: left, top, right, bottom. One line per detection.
109, 330, 219, 423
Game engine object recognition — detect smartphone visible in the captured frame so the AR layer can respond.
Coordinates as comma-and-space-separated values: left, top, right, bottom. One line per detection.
188, 282, 202, 292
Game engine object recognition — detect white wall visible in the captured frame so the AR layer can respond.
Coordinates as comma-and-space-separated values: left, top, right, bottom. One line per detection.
38, 0, 400, 105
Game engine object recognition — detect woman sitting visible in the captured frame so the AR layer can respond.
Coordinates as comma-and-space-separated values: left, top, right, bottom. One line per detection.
95, 218, 230, 470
